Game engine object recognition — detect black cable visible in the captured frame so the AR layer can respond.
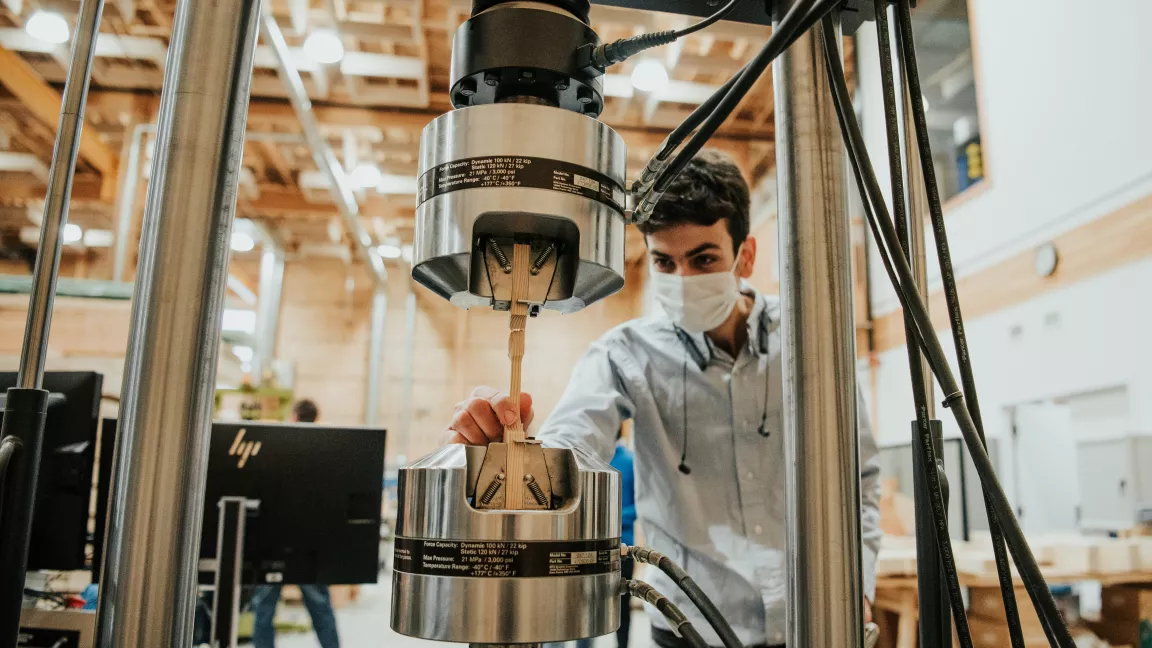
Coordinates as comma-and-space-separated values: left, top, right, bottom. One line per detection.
589, 0, 749, 70
0, 438, 19, 526
819, 17, 1075, 648
872, 1, 979, 644
624, 579, 709, 648
635, 0, 838, 222
820, 22, 972, 648
655, 0, 826, 190
889, 1, 1029, 645
626, 546, 744, 648
674, 0, 746, 38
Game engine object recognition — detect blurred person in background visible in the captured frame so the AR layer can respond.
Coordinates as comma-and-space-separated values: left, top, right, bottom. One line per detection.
612, 426, 637, 648
250, 399, 341, 648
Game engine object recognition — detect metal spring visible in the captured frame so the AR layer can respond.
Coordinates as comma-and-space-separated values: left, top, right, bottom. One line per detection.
487, 239, 512, 273
525, 474, 548, 506
480, 473, 505, 505
529, 244, 556, 275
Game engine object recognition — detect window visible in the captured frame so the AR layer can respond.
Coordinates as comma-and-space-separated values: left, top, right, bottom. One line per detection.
910, 0, 987, 203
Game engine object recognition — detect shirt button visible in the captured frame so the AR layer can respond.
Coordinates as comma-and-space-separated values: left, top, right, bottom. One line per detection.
754, 525, 763, 534
746, 471, 754, 480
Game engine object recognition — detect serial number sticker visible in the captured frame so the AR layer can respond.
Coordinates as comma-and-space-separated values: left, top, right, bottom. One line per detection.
570, 551, 597, 565
573, 174, 600, 191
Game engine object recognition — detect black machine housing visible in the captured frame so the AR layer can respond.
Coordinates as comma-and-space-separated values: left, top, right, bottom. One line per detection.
449, 0, 873, 114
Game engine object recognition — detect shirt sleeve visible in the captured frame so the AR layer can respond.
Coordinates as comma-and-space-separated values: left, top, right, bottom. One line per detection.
537, 338, 637, 463
857, 385, 883, 602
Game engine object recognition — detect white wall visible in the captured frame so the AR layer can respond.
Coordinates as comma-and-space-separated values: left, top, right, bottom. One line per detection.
869, 258, 1152, 449
855, 0, 1152, 315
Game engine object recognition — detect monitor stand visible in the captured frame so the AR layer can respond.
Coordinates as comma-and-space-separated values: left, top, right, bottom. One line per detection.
207, 496, 259, 648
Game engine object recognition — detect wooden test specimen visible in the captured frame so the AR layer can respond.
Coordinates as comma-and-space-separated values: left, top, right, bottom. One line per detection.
501, 242, 532, 510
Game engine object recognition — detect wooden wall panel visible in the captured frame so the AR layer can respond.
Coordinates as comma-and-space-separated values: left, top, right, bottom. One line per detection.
871, 192, 1152, 354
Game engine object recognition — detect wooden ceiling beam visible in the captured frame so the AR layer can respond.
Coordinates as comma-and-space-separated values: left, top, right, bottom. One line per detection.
0, 44, 120, 200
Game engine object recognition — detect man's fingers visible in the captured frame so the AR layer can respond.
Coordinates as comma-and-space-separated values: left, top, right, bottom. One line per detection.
470, 385, 500, 401
443, 430, 469, 445
487, 391, 521, 426
464, 397, 505, 441
449, 409, 489, 446
520, 392, 535, 428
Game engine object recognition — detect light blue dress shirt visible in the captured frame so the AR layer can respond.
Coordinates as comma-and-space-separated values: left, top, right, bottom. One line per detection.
538, 289, 882, 647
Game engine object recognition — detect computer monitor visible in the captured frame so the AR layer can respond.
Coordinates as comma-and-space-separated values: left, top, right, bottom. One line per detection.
200, 422, 386, 586
0, 371, 103, 571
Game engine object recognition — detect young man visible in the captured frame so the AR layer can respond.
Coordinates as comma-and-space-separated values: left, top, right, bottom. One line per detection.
250, 399, 341, 648
446, 151, 881, 648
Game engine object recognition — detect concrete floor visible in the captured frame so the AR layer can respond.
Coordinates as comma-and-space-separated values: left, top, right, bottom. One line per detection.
273, 581, 652, 648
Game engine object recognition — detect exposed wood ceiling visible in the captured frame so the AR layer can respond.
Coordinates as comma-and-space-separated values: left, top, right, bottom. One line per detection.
0, 0, 855, 275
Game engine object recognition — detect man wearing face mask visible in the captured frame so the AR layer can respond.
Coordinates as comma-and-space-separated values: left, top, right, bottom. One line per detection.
446, 150, 882, 648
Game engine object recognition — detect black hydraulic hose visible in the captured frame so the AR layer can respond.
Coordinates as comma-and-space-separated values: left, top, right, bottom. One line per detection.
823, 22, 971, 646
626, 545, 744, 648
0, 438, 18, 525
873, 2, 979, 645
889, 1, 1030, 645
651, 0, 836, 196
624, 579, 709, 648
818, 17, 1075, 648
591, 0, 747, 69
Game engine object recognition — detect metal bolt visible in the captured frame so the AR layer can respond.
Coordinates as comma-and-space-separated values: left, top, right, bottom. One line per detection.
577, 86, 594, 105
529, 244, 556, 276
484, 71, 500, 87
487, 239, 512, 274
458, 78, 477, 97
555, 79, 570, 91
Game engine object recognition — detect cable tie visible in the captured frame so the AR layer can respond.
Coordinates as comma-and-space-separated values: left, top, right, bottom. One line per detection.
941, 391, 963, 409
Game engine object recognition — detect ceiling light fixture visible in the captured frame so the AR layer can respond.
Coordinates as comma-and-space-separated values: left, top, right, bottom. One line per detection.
350, 163, 383, 189
63, 224, 83, 245
303, 31, 345, 65
230, 232, 256, 253
26, 10, 70, 45
630, 60, 669, 94
376, 244, 403, 259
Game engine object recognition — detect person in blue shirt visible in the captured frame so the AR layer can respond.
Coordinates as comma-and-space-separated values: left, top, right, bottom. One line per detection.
611, 429, 637, 648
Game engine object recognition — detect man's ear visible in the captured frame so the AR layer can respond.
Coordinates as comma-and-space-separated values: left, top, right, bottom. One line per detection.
736, 236, 757, 279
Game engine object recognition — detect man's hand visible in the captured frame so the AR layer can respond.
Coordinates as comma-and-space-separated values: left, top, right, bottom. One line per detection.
444, 386, 535, 446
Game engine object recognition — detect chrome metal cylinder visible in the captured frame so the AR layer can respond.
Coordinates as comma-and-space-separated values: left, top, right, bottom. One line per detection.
17, 0, 105, 389
113, 123, 147, 284
412, 104, 627, 313
254, 225, 285, 386
365, 286, 387, 425
772, 13, 865, 648
391, 445, 621, 644
94, 1, 263, 646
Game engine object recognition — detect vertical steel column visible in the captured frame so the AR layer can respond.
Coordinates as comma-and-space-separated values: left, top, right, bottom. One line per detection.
772, 11, 864, 648
399, 289, 417, 460
94, 1, 263, 646
17, 0, 105, 389
254, 226, 285, 385
365, 286, 388, 425
0, 1, 104, 643
112, 123, 147, 284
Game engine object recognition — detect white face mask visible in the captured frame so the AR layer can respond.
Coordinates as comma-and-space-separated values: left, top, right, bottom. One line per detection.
650, 249, 743, 334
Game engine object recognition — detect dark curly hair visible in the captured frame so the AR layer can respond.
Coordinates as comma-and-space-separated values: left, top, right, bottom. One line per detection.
636, 150, 750, 253
292, 399, 319, 423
